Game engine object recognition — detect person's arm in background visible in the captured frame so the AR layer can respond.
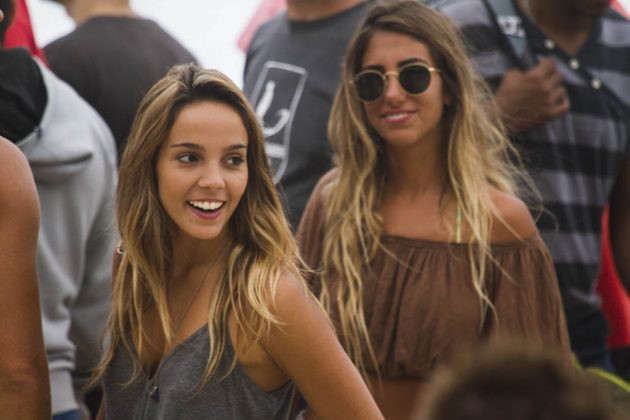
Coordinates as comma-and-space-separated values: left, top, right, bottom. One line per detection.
609, 159, 630, 293
0, 137, 50, 418
432, 2, 569, 132
493, 57, 570, 131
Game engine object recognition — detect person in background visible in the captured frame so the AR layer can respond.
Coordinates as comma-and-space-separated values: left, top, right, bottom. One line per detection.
0, 8, 50, 420
44, 0, 197, 157
436, 0, 630, 375
94, 64, 383, 420
597, 207, 630, 380
243, 0, 370, 228
595, 0, 630, 382
421, 344, 616, 420
4, 0, 47, 62
297, 1, 570, 418
237, 0, 286, 52
0, 1, 118, 418
0, 130, 50, 418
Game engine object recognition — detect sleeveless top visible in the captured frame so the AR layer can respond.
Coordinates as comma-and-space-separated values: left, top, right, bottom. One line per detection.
102, 324, 295, 419
297, 171, 571, 379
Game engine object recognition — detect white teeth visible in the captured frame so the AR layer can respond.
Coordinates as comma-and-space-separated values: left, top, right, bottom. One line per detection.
189, 201, 223, 211
384, 112, 411, 121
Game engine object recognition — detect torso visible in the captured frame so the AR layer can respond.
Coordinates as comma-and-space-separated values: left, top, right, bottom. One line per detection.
112, 263, 291, 414
140, 290, 289, 393
298, 173, 570, 418
242, 1, 370, 226
102, 322, 295, 420
103, 264, 294, 418
380, 184, 535, 244
380, 187, 458, 242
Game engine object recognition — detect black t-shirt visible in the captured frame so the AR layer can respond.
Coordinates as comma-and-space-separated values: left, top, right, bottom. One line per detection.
45, 16, 197, 155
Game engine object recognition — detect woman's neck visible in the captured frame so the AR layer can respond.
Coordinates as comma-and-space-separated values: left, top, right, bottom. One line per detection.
171, 232, 231, 275
64, 0, 136, 25
286, 0, 363, 21
384, 134, 446, 198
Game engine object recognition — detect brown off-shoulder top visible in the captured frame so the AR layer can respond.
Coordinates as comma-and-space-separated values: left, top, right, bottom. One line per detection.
297, 172, 571, 380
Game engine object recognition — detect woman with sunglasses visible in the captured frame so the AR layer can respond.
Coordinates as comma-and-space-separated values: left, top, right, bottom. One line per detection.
297, 1, 570, 418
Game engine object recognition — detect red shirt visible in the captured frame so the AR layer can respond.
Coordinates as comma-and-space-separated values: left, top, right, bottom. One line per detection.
5, 0, 48, 65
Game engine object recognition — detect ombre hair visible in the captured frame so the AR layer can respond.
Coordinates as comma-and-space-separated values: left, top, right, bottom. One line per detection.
319, 0, 536, 375
94, 64, 305, 384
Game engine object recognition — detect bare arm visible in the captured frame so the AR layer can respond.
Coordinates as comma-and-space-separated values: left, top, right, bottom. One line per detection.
609, 158, 630, 293
494, 58, 570, 131
262, 273, 383, 420
95, 399, 105, 420
0, 138, 50, 418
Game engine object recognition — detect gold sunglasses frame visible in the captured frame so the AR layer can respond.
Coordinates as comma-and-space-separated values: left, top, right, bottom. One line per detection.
352, 62, 440, 103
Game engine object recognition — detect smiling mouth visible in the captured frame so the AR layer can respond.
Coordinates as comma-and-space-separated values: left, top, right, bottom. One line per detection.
382, 111, 415, 123
188, 200, 225, 213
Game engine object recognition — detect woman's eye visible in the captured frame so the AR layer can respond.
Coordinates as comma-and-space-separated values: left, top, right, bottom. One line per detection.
226, 155, 244, 166
177, 153, 197, 163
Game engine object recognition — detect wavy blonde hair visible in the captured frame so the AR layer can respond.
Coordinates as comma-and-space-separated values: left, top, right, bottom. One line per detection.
93, 65, 304, 385
320, 0, 536, 375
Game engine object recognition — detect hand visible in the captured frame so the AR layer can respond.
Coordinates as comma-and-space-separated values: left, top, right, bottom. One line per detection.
495, 58, 570, 131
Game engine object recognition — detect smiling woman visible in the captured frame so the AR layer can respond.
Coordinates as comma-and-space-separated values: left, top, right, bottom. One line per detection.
91, 64, 383, 420
297, 1, 571, 418
156, 101, 249, 244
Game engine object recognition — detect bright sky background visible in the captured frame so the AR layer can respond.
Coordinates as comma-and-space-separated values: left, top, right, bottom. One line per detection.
26, 0, 262, 87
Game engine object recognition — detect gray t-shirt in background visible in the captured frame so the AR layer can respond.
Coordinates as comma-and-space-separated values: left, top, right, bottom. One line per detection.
243, 2, 371, 228
45, 16, 197, 156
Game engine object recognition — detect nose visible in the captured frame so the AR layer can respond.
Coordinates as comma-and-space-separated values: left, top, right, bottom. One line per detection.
382, 72, 405, 102
197, 163, 226, 190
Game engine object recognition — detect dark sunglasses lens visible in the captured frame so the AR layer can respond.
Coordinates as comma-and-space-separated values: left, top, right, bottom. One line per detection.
355, 72, 384, 102
399, 65, 431, 95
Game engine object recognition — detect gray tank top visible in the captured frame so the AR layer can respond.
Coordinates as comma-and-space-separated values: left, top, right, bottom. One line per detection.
102, 325, 295, 419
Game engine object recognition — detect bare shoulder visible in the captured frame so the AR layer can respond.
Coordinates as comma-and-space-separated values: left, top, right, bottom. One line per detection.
271, 270, 316, 317
265, 270, 332, 341
488, 187, 537, 242
0, 137, 31, 181
0, 138, 38, 214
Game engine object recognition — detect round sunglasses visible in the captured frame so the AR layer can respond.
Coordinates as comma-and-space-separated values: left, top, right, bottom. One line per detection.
352, 62, 440, 103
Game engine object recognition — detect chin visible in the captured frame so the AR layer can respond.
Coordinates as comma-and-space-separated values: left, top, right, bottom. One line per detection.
383, 133, 426, 148
181, 225, 228, 242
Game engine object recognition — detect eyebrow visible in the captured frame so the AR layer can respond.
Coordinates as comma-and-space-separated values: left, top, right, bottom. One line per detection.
362, 57, 430, 72
169, 143, 248, 152
170, 142, 202, 150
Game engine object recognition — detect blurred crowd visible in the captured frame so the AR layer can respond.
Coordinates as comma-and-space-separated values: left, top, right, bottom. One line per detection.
1, 0, 629, 419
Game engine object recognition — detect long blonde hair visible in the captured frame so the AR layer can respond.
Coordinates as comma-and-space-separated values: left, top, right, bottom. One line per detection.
320, 0, 536, 374
94, 65, 304, 384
